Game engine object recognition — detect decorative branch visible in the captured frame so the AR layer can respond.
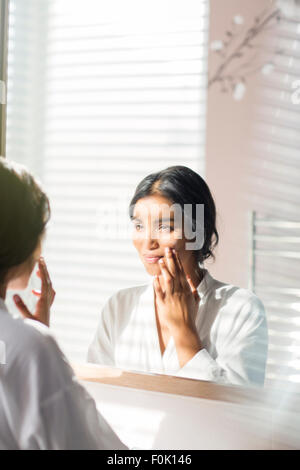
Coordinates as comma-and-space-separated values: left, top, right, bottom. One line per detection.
207, 1, 289, 100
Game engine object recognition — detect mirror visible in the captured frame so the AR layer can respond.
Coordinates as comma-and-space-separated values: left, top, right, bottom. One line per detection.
2, 0, 300, 393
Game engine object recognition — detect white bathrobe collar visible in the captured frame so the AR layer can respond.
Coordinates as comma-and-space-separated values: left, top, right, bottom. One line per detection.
196, 268, 215, 298
137, 268, 214, 374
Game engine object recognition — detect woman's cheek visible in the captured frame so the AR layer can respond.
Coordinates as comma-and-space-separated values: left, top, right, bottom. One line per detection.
159, 230, 182, 250
132, 231, 149, 258
7, 262, 33, 290
132, 236, 141, 253
159, 233, 173, 249
132, 227, 142, 243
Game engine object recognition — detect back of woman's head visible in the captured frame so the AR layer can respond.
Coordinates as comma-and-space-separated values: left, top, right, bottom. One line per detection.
0, 157, 50, 284
129, 165, 219, 264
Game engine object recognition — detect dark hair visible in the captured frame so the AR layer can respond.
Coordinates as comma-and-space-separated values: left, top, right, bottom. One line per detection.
0, 157, 50, 283
129, 165, 219, 264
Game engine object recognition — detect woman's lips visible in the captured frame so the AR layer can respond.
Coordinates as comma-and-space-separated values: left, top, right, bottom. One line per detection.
144, 255, 163, 264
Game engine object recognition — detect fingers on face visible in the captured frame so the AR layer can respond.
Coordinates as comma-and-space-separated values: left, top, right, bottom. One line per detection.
42, 259, 51, 284
172, 250, 182, 272
51, 289, 56, 305
158, 257, 174, 294
38, 258, 51, 288
186, 275, 200, 302
165, 247, 184, 291
160, 249, 191, 292
13, 295, 34, 320
173, 249, 191, 290
164, 247, 177, 277
154, 275, 164, 300
37, 258, 56, 305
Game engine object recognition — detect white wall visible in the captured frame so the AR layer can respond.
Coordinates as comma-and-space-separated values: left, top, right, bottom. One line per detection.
205, 0, 271, 288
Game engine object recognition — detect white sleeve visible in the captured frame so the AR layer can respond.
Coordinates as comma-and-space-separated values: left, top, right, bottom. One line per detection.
37, 380, 127, 450
175, 295, 268, 387
19, 324, 127, 450
87, 296, 116, 366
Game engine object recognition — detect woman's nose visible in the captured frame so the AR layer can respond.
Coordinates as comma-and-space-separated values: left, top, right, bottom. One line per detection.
144, 227, 159, 249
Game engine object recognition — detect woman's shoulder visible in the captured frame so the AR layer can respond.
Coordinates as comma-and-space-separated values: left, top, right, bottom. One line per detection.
205, 271, 265, 316
109, 282, 150, 303
1, 309, 52, 350
1, 311, 66, 375
102, 282, 151, 315
97, 282, 152, 332
114, 282, 150, 299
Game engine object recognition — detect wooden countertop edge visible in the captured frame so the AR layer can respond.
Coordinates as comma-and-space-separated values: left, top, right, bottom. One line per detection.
71, 362, 300, 410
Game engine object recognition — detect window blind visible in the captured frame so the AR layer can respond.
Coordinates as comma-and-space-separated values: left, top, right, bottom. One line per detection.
249, 5, 300, 388
6, 0, 209, 362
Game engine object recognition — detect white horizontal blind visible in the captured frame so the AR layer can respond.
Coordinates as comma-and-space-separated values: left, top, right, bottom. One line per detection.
249, 6, 300, 388
5, 0, 51, 317
6, 0, 209, 361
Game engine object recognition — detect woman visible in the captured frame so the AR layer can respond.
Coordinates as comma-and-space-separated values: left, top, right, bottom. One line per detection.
88, 166, 268, 386
0, 157, 127, 450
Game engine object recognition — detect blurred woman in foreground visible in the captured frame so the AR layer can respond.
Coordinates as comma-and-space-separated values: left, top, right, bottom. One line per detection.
0, 157, 127, 450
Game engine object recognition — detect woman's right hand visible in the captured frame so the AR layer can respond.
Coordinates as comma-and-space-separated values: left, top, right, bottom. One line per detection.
13, 257, 56, 327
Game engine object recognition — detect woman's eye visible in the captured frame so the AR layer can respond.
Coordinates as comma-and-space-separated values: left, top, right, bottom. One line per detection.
134, 223, 143, 231
159, 225, 173, 233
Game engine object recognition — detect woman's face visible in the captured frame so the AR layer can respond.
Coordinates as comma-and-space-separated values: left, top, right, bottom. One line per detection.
7, 238, 42, 290
132, 194, 196, 276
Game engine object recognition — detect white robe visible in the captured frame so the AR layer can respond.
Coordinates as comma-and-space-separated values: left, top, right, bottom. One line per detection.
88, 269, 268, 386
0, 298, 127, 450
